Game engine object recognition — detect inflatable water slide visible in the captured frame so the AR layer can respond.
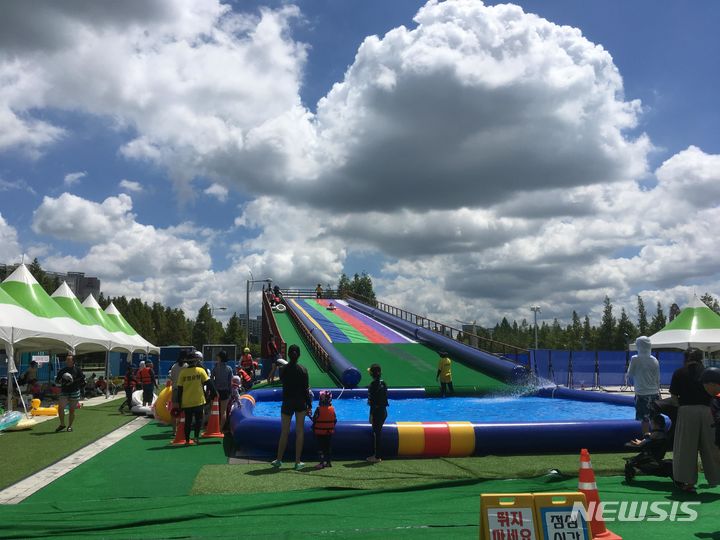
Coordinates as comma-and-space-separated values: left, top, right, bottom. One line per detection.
279, 298, 524, 392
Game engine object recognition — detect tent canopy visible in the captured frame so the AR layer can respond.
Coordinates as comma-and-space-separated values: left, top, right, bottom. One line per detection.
646, 295, 720, 352
105, 303, 159, 353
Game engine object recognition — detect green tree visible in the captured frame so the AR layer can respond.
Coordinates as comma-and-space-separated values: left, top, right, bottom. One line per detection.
224, 312, 247, 351
337, 273, 352, 297
669, 303, 681, 322
597, 296, 616, 349
636, 295, 649, 336
649, 302, 667, 334
568, 311, 582, 350
28, 257, 54, 294
582, 316, 593, 350
192, 303, 224, 350
700, 293, 720, 314
615, 308, 637, 350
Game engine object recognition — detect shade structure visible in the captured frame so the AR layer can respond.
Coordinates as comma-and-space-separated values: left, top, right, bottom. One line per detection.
81, 295, 140, 352
647, 295, 720, 352
51, 282, 129, 352
1, 265, 109, 354
104, 302, 158, 353
0, 286, 73, 353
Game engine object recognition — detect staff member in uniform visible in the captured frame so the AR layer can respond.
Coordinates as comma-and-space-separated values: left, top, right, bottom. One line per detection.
177, 351, 210, 446
55, 354, 85, 433
436, 352, 454, 397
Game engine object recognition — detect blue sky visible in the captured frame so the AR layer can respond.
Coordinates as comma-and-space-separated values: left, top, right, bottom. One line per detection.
1, 0, 719, 323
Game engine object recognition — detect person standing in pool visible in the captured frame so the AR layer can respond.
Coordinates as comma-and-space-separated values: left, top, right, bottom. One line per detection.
272, 344, 312, 470
436, 351, 454, 397
367, 363, 388, 463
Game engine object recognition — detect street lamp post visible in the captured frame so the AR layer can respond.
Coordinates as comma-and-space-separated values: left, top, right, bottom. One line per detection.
209, 305, 227, 316
246, 277, 273, 347
530, 306, 541, 350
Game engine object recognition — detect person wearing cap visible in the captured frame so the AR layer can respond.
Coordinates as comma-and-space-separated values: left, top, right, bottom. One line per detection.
315, 283, 323, 299
367, 363, 388, 463
670, 349, 720, 492
211, 350, 233, 428
436, 351, 454, 397
626, 336, 660, 431
176, 351, 210, 445
272, 344, 311, 470
701, 367, 720, 449
136, 360, 157, 407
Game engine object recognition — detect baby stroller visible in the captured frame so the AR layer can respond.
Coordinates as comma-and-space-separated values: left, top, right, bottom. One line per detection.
624, 415, 673, 482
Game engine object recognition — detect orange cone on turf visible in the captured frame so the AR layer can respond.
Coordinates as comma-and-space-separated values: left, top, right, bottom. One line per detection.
171, 411, 194, 446
578, 448, 621, 540
201, 396, 224, 438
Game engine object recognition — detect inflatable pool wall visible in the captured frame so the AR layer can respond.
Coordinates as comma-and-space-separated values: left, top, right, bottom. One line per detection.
286, 300, 361, 387
229, 388, 642, 460
346, 298, 528, 384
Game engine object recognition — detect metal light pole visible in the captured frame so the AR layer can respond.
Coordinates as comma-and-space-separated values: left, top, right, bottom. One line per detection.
246, 277, 272, 347
209, 305, 227, 316
530, 306, 541, 350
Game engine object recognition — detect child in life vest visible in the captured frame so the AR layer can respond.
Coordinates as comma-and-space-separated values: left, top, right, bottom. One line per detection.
312, 390, 337, 469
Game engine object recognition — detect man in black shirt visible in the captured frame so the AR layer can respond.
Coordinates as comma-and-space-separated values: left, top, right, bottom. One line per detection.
55, 354, 85, 433
272, 345, 311, 470
670, 350, 720, 492
367, 363, 388, 463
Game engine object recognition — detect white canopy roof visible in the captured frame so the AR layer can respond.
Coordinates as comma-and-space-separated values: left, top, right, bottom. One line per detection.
645, 295, 720, 352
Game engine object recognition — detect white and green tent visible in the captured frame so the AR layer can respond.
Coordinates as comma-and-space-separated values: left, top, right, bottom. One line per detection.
81, 295, 143, 353
51, 282, 134, 353
105, 303, 158, 353
648, 295, 720, 352
1, 265, 110, 354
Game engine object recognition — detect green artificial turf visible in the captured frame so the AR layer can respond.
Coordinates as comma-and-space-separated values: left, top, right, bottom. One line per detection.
2, 474, 718, 539
273, 311, 338, 387
25, 420, 227, 503
192, 453, 638, 495
0, 399, 133, 490
335, 343, 510, 392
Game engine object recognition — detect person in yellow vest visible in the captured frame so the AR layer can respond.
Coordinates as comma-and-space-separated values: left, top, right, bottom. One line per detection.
436, 351, 454, 397
176, 351, 210, 446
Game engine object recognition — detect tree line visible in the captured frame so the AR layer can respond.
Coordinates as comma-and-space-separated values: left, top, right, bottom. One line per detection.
20, 259, 718, 352
473, 294, 720, 351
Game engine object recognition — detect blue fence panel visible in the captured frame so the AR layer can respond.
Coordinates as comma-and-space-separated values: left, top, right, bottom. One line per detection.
570, 351, 597, 389
532, 350, 553, 381
550, 350, 571, 386
598, 351, 629, 387
656, 351, 684, 386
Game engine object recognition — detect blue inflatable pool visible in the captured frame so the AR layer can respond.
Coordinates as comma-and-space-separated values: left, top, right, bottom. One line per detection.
229, 387, 641, 460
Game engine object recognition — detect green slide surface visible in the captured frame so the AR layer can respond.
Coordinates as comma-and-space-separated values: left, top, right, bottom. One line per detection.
334, 343, 509, 392
273, 311, 337, 387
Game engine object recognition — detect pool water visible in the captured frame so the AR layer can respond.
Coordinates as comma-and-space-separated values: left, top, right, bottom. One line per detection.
252, 396, 634, 423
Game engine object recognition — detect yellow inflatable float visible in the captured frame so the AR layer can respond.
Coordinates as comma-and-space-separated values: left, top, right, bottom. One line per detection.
30, 399, 59, 417
153, 385, 174, 424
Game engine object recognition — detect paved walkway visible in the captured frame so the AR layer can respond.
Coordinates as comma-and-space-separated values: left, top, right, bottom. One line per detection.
0, 416, 149, 505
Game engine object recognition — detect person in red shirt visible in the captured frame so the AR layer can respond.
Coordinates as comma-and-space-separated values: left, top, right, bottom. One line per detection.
119, 366, 136, 414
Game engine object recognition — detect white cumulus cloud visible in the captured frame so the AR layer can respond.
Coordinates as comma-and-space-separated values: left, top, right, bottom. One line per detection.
63, 171, 86, 186
118, 179, 143, 193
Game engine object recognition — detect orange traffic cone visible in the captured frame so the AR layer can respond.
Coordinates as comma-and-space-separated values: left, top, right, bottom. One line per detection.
578, 449, 621, 540
171, 411, 194, 446
201, 396, 224, 438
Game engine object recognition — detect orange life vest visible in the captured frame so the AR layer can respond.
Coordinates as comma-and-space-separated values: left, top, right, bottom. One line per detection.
238, 369, 252, 384
240, 353, 254, 370
313, 405, 336, 435
137, 367, 152, 385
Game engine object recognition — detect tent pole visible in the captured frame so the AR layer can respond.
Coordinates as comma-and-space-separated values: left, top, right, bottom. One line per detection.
6, 330, 16, 412
105, 349, 110, 399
